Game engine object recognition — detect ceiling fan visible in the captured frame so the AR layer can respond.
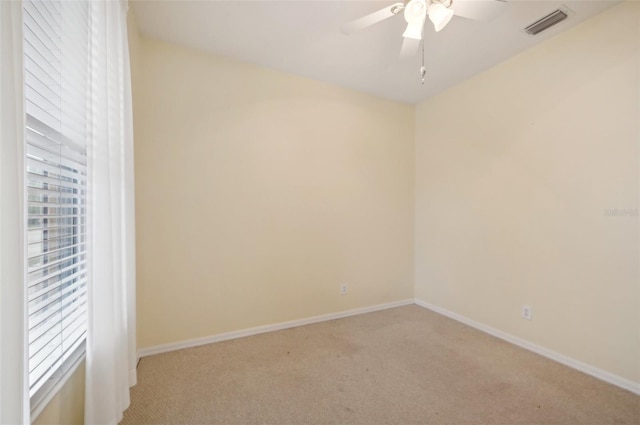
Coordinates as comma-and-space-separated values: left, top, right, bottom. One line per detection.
341, 0, 507, 58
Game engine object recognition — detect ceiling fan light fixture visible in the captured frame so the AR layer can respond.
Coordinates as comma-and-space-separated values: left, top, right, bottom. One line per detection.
403, 0, 427, 39
403, 21, 425, 40
428, 2, 454, 32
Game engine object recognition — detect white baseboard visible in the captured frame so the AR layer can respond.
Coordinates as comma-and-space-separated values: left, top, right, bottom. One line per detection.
414, 298, 640, 396
137, 299, 414, 359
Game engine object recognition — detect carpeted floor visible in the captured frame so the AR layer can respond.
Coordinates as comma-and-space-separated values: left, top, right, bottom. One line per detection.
120, 305, 640, 424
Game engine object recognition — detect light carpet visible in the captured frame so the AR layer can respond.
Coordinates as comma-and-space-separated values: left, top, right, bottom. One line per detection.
120, 305, 640, 424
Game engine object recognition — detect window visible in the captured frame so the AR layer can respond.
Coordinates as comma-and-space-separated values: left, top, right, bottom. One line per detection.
23, 0, 90, 408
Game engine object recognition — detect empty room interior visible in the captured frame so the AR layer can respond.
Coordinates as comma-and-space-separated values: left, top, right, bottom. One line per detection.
8, 0, 639, 424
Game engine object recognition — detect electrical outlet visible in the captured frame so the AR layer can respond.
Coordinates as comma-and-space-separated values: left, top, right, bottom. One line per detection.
340, 284, 348, 295
522, 305, 533, 320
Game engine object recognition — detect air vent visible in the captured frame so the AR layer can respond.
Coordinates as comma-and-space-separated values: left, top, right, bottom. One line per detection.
525, 9, 568, 35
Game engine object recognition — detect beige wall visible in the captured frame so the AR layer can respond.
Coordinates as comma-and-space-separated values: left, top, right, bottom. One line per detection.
32, 362, 85, 425
133, 38, 415, 349
415, 1, 639, 385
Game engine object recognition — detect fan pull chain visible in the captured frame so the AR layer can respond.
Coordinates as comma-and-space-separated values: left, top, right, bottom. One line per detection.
420, 38, 426, 84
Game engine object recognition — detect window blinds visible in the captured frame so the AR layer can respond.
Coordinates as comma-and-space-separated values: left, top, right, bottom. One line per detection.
23, 0, 89, 400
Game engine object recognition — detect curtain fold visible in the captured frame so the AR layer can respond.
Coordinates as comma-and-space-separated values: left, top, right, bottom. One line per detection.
84, 1, 137, 424
0, 1, 28, 423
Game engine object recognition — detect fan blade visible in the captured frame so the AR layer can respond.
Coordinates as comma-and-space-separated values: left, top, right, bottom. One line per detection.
452, 0, 506, 21
399, 37, 421, 60
341, 2, 404, 34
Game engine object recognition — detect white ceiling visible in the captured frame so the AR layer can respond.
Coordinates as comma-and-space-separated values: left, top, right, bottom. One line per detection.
130, 0, 619, 104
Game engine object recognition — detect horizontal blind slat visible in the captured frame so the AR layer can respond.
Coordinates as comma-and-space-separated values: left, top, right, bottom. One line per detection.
28, 271, 86, 311
30, 293, 86, 349
28, 217, 86, 230
28, 250, 86, 275
28, 241, 86, 267
28, 257, 87, 288
24, 1, 60, 42
28, 232, 85, 249
27, 118, 86, 157
29, 284, 87, 333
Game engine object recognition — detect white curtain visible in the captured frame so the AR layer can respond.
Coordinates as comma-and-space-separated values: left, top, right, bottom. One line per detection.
84, 1, 137, 424
0, 1, 28, 424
